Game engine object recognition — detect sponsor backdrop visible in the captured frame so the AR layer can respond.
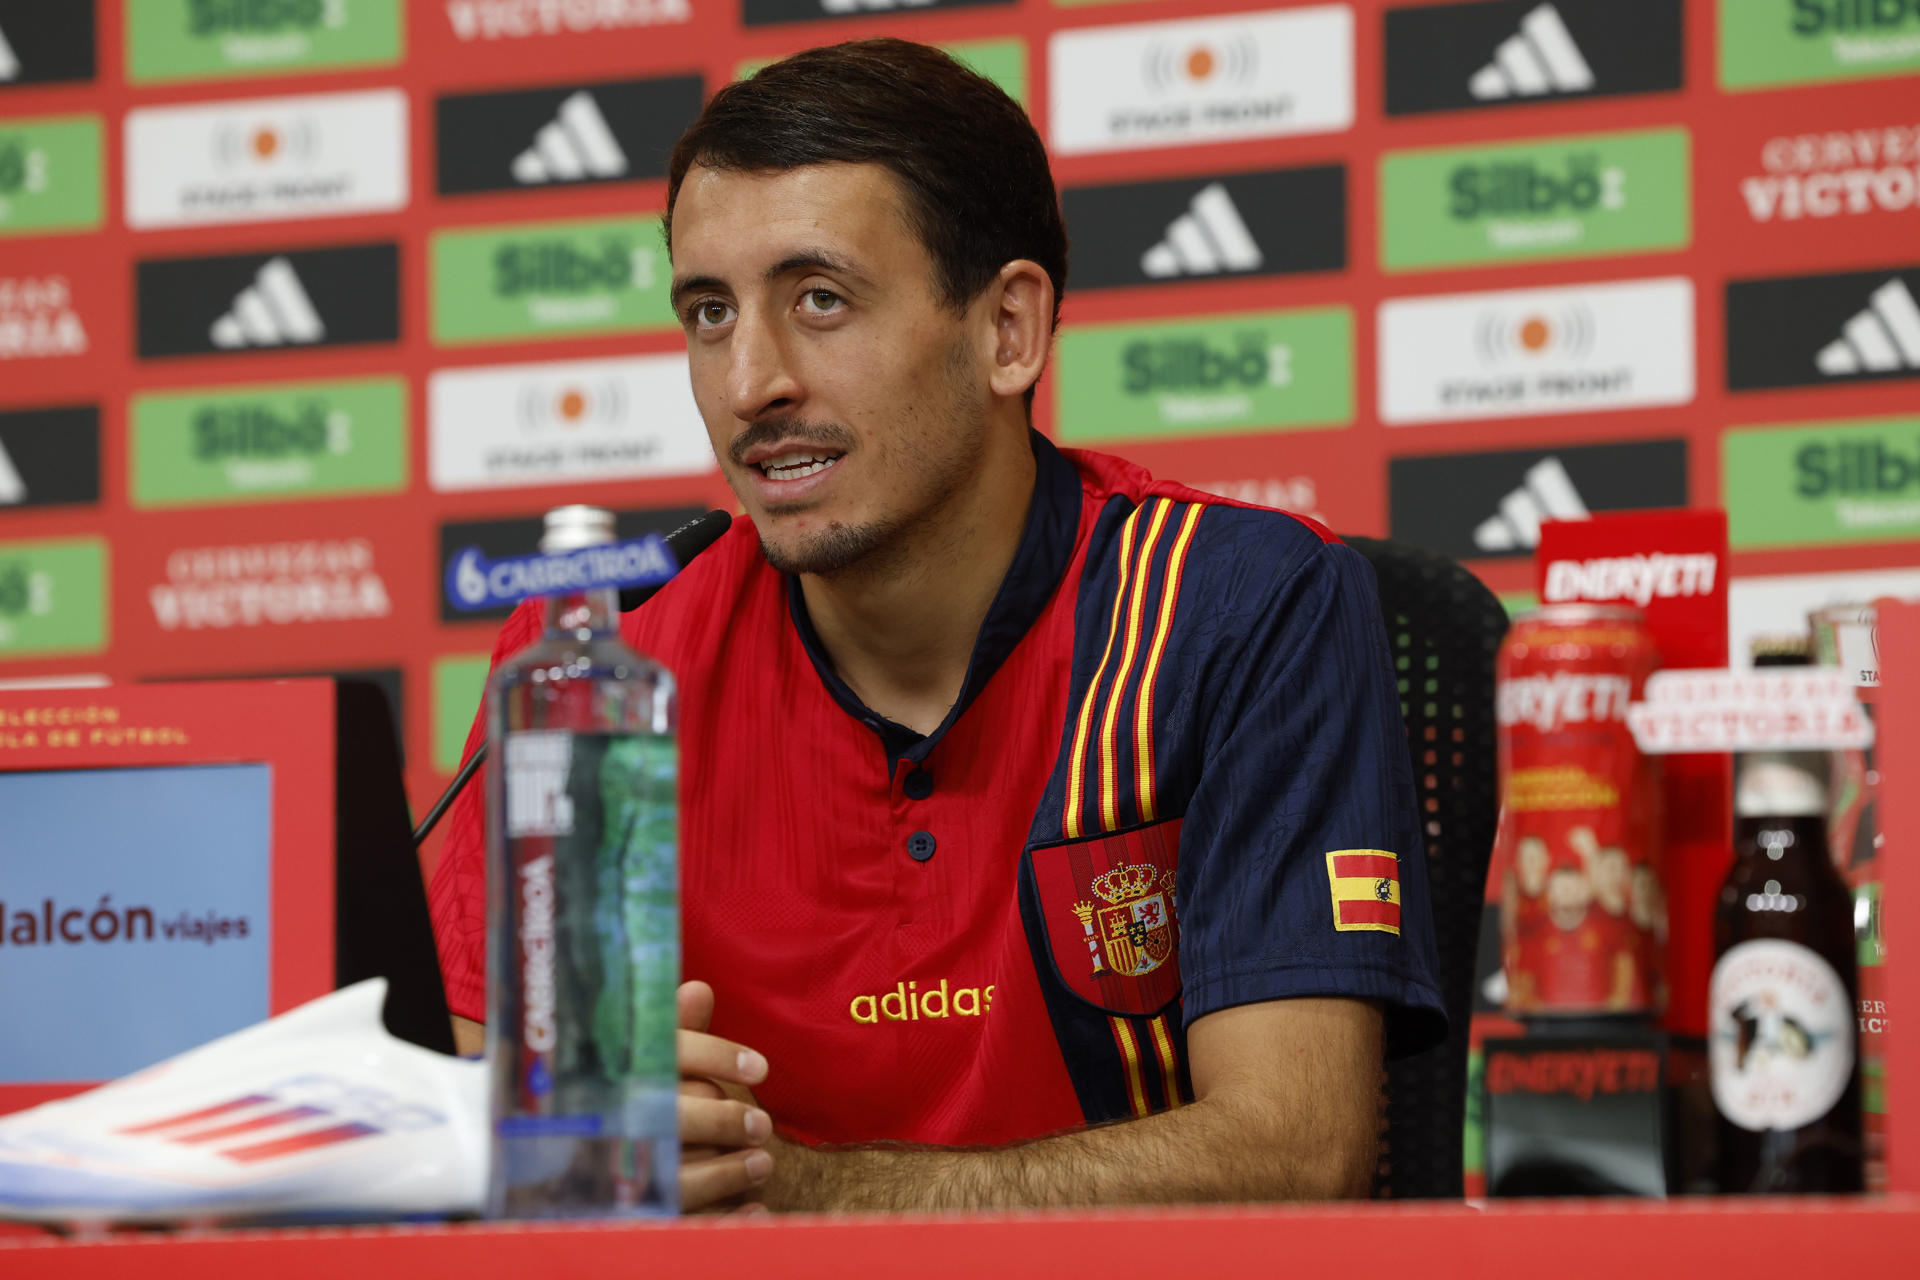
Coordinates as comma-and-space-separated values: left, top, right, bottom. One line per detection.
2, 0, 1917, 1099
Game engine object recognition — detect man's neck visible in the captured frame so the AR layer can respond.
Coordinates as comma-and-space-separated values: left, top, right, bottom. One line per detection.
798, 426, 1038, 739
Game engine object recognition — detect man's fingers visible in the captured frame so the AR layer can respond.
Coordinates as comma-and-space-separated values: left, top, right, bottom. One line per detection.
680, 1149, 773, 1214
679, 1077, 723, 1100
679, 1096, 772, 1150
677, 981, 715, 1034
678, 1027, 769, 1086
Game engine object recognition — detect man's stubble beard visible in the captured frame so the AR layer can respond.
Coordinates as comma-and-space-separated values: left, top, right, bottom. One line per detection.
754, 340, 987, 581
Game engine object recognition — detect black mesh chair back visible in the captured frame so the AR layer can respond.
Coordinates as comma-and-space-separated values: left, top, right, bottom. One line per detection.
1344, 535, 1507, 1199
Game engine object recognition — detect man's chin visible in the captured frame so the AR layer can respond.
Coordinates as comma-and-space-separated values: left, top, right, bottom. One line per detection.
757, 517, 893, 577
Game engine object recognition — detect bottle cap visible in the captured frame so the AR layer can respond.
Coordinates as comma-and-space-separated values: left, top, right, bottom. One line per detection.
540, 505, 616, 553
1734, 757, 1827, 818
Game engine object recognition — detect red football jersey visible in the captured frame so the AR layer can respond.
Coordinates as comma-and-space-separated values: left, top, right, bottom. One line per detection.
429, 435, 1443, 1146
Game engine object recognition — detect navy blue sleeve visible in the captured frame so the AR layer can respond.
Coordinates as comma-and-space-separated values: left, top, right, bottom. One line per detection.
1174, 523, 1446, 1057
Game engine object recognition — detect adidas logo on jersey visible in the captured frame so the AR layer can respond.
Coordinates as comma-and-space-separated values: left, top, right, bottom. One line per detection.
1139, 184, 1264, 279
1814, 277, 1920, 376
510, 91, 629, 185
0, 24, 20, 81
1474, 456, 1589, 552
208, 257, 326, 349
1469, 3, 1595, 100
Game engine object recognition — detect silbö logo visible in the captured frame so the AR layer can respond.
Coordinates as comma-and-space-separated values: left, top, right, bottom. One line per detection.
193, 400, 349, 490
1123, 332, 1290, 426
1797, 434, 1920, 530
1450, 152, 1625, 249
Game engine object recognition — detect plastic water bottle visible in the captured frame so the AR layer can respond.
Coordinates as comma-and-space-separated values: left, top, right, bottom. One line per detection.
484, 505, 679, 1218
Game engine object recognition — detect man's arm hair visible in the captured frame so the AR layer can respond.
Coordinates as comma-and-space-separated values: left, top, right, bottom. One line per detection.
760, 996, 1382, 1211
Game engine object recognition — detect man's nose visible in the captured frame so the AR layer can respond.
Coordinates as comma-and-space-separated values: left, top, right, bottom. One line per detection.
726, 311, 802, 421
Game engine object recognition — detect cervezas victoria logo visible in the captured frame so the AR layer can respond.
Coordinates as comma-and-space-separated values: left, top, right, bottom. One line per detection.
125, 89, 407, 229
1739, 121, 1920, 224
0, 273, 89, 361
1385, 0, 1683, 116
1727, 263, 1920, 390
436, 76, 701, 195
1048, 6, 1353, 157
1379, 276, 1694, 424
1062, 166, 1345, 290
136, 243, 399, 359
0, 9, 95, 88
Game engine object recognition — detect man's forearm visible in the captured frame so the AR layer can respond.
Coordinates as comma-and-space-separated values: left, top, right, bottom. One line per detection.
761, 1091, 1377, 1212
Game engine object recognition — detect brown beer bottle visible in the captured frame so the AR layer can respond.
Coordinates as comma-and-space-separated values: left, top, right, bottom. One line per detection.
1710, 750, 1863, 1192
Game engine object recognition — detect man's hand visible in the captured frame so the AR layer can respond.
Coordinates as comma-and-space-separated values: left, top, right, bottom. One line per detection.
676, 980, 775, 1212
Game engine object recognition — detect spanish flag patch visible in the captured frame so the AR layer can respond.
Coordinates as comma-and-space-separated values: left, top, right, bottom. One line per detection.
1326, 850, 1401, 935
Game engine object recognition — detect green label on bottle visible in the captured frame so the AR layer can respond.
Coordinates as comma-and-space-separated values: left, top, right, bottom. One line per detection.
0, 117, 103, 238
127, 0, 404, 84
431, 215, 676, 346
1719, 0, 1920, 90
1380, 128, 1690, 272
0, 538, 107, 660
131, 376, 408, 508
1055, 307, 1352, 442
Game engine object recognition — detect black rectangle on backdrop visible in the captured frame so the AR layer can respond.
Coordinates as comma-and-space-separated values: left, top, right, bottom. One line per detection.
1389, 438, 1689, 561
136, 243, 401, 359
1384, 0, 1683, 116
438, 506, 706, 623
743, 0, 1013, 27
1063, 166, 1346, 291
1726, 263, 1920, 392
436, 75, 704, 196
0, 5, 97, 89
0, 404, 99, 510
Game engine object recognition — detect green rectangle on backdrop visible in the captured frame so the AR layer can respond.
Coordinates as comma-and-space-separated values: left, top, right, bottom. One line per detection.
1055, 308, 1352, 443
1380, 127, 1690, 272
1723, 416, 1920, 549
433, 654, 492, 773
0, 538, 107, 660
0, 117, 102, 238
1719, 0, 1920, 90
131, 377, 408, 508
127, 0, 403, 83
431, 214, 676, 346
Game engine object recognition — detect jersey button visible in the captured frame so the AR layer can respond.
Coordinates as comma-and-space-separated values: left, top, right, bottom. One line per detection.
907, 830, 937, 862
903, 768, 934, 800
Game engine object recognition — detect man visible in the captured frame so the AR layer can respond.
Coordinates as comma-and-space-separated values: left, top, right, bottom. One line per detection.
428, 38, 1444, 1212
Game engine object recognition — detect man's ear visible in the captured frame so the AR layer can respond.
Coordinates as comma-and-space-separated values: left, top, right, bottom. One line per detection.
985, 260, 1055, 400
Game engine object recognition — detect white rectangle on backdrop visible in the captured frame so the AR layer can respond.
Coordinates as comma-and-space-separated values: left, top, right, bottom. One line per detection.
429, 353, 716, 493
126, 89, 408, 230
1048, 6, 1354, 156
1729, 567, 1920, 668
1378, 276, 1696, 425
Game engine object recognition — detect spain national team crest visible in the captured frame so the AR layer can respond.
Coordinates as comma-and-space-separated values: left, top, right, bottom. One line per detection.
1029, 820, 1182, 1016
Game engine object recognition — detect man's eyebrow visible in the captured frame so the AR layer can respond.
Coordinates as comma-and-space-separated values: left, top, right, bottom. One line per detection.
671, 251, 874, 310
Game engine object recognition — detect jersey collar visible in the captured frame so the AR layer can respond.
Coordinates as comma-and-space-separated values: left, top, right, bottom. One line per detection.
786, 430, 1084, 765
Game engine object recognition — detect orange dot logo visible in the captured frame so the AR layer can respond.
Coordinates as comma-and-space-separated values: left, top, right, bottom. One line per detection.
1185, 46, 1215, 81
251, 128, 279, 160
556, 389, 588, 423
1518, 315, 1552, 352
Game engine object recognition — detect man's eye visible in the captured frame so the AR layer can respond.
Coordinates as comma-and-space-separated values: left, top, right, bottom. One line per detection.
693, 300, 734, 327
802, 289, 842, 313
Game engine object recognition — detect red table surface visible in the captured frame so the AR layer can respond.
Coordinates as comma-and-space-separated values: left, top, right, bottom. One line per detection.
5, 602, 1918, 1271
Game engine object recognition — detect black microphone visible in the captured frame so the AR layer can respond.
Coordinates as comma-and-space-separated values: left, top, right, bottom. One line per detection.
411, 508, 733, 848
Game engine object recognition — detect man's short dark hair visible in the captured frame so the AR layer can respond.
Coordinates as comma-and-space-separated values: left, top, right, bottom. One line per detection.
665, 38, 1068, 331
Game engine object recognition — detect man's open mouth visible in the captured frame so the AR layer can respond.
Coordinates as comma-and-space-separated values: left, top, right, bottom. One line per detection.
757, 452, 842, 481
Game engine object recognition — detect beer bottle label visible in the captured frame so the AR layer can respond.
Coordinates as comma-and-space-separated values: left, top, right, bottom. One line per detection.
1709, 939, 1854, 1132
